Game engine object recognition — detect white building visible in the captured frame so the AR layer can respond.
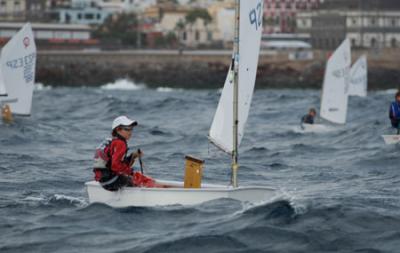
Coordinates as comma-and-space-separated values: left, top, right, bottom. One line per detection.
296, 0, 400, 49
346, 11, 400, 48
0, 0, 27, 21
93, 0, 155, 13
297, 10, 400, 49
0, 22, 91, 40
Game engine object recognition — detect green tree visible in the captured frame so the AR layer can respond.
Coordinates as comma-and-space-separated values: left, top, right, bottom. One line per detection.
185, 9, 212, 25
93, 13, 139, 46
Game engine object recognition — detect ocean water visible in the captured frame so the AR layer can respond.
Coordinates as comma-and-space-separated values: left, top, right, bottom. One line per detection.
1, 82, 400, 252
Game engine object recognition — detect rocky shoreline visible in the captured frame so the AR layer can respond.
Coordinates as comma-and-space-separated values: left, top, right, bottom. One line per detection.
36, 50, 400, 90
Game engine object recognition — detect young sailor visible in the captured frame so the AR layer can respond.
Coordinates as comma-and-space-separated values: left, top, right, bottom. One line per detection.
301, 108, 317, 125
389, 91, 400, 130
1, 104, 13, 123
93, 116, 142, 191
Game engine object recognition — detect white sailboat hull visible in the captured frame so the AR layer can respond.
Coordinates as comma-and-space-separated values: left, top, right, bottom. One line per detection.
300, 123, 333, 133
382, 135, 400, 145
85, 180, 279, 207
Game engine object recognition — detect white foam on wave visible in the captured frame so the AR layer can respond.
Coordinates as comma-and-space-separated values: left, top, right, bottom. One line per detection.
101, 79, 145, 90
156, 87, 182, 92
53, 194, 88, 207
22, 194, 88, 207
34, 83, 52, 91
23, 196, 46, 202
292, 124, 336, 134
377, 89, 398, 95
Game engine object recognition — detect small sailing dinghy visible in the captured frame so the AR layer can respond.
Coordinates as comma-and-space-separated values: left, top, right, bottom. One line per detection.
300, 123, 333, 133
301, 39, 351, 131
348, 55, 367, 97
86, 0, 280, 207
0, 23, 36, 120
382, 134, 400, 145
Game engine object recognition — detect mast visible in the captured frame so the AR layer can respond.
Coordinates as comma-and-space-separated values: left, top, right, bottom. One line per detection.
232, 0, 240, 188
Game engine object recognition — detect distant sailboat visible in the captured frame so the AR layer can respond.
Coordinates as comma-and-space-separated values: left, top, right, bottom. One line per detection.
0, 23, 36, 118
86, 0, 280, 207
302, 39, 351, 131
348, 55, 367, 97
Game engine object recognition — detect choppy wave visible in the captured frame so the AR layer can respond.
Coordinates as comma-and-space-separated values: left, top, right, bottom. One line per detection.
1, 88, 400, 252
101, 79, 145, 90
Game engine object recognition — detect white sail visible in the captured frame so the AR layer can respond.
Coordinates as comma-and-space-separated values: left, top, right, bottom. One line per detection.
209, 0, 263, 153
320, 39, 351, 124
0, 66, 6, 96
348, 55, 367, 97
0, 23, 36, 115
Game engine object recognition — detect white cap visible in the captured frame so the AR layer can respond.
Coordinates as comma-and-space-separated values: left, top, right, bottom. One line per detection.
112, 116, 138, 130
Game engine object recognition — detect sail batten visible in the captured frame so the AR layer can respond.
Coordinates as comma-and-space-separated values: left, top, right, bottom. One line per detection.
209, 0, 264, 153
0, 23, 36, 115
320, 38, 351, 125
348, 55, 367, 97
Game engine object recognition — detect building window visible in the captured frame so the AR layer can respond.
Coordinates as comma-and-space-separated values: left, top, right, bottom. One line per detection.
97, 14, 101, 19
391, 38, 397, 48
66, 13, 71, 23
195, 30, 200, 41
370, 17, 376, 26
351, 38, 356, 47
391, 18, 396, 27
207, 31, 212, 41
182, 31, 187, 41
275, 16, 280, 25
371, 38, 377, 48
331, 38, 336, 48
77, 13, 82, 19
85, 13, 94, 20
352, 18, 357, 25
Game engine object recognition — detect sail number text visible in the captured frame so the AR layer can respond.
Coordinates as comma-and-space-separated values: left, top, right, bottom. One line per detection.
249, 1, 263, 30
6, 53, 36, 69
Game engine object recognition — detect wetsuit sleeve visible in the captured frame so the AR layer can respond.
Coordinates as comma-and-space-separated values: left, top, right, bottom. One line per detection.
389, 103, 399, 123
110, 140, 132, 175
389, 104, 394, 120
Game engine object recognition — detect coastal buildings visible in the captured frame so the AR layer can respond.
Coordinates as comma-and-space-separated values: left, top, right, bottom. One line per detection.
0, 0, 399, 50
0, 0, 27, 21
263, 0, 321, 34
0, 22, 94, 49
296, 0, 400, 49
48, 0, 112, 25
26, 0, 51, 22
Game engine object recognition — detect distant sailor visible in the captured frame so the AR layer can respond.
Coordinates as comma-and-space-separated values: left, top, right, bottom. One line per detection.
1, 104, 13, 123
301, 108, 317, 125
93, 116, 143, 191
389, 91, 400, 129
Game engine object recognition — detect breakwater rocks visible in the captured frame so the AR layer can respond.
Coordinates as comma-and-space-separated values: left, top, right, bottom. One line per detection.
36, 49, 400, 89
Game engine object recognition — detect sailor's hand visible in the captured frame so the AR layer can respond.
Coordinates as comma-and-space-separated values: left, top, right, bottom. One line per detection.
132, 151, 143, 159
